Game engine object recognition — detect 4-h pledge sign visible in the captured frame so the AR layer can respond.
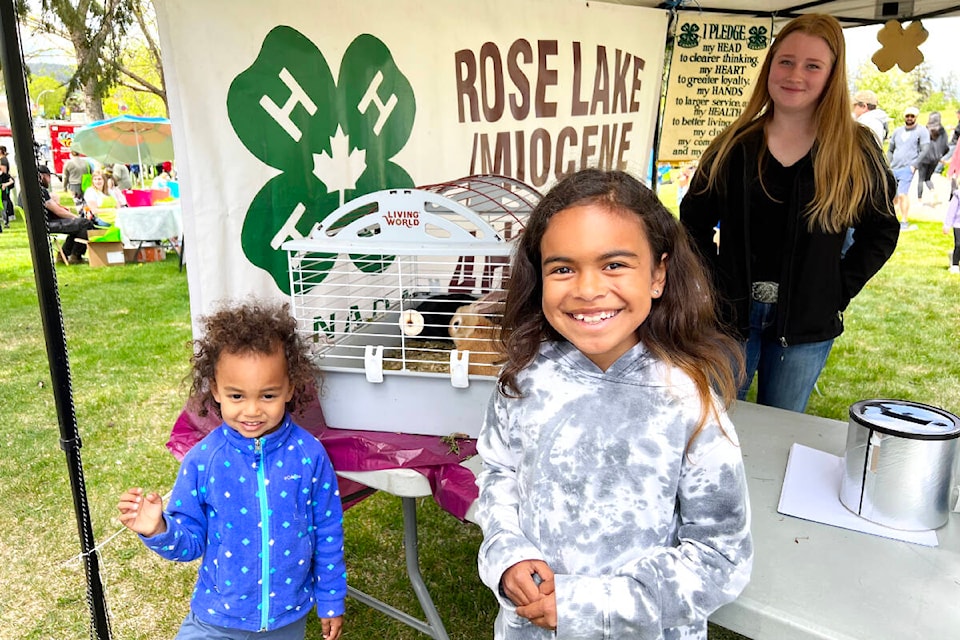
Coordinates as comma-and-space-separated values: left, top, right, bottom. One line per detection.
659, 15, 771, 162
154, 0, 667, 317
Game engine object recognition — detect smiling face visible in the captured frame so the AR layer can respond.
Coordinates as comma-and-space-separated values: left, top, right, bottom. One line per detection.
210, 348, 294, 439
92, 173, 104, 190
767, 31, 834, 118
540, 204, 667, 371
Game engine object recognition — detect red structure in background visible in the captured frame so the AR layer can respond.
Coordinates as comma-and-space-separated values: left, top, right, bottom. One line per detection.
49, 122, 76, 174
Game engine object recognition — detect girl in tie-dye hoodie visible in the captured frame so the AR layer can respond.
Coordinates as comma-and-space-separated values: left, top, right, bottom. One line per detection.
476, 169, 753, 640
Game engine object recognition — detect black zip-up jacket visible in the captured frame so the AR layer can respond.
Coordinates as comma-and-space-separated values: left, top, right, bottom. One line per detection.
680, 130, 899, 346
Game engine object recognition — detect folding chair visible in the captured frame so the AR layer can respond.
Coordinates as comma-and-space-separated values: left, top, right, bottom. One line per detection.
49, 233, 71, 265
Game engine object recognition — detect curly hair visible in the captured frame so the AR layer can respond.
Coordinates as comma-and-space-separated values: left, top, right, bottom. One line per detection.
499, 169, 743, 436
189, 300, 321, 418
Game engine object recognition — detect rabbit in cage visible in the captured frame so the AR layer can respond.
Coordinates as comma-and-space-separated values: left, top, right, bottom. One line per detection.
448, 292, 506, 376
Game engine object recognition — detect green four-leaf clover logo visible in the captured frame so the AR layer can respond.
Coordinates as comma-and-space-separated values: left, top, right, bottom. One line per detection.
227, 26, 416, 293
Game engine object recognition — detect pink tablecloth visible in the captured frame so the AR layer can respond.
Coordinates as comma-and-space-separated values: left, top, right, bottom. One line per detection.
167, 396, 478, 520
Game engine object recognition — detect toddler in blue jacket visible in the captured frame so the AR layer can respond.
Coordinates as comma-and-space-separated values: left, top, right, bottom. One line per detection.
118, 301, 346, 640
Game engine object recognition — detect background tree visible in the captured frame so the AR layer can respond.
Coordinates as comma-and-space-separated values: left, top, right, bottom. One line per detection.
29, 0, 135, 120
908, 61, 935, 104
937, 70, 958, 103
921, 91, 953, 115
107, 0, 167, 115
27, 74, 67, 117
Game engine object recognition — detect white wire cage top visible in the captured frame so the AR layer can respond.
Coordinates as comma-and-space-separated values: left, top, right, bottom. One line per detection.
282, 175, 540, 256
418, 173, 541, 232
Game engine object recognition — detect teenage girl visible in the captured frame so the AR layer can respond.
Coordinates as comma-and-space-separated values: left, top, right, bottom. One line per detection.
476, 168, 753, 639
118, 301, 345, 640
680, 14, 898, 413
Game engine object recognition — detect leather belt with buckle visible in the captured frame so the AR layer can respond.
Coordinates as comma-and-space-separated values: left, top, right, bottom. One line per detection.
751, 281, 779, 303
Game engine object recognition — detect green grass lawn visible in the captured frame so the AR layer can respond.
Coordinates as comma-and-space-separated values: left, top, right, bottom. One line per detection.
0, 205, 957, 639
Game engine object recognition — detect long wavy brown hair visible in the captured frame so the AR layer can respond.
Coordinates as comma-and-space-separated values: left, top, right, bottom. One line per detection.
693, 13, 891, 232
189, 300, 321, 418
499, 169, 743, 435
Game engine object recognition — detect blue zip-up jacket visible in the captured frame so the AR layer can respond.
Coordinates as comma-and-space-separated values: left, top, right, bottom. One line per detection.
142, 415, 347, 632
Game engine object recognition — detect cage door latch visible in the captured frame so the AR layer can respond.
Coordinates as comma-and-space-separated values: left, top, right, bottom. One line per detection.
449, 350, 470, 388
364, 345, 385, 383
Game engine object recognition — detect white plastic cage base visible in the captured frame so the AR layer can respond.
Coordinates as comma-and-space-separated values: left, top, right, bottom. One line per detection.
289, 256, 506, 439
283, 181, 539, 438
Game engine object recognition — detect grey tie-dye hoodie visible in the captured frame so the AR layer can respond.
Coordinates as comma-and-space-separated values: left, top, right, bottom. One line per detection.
476, 341, 752, 640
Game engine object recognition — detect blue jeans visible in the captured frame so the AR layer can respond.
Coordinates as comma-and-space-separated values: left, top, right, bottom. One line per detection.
175, 610, 307, 640
739, 301, 834, 413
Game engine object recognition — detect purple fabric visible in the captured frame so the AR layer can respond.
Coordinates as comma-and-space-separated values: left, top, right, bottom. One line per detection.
944, 191, 960, 230
167, 396, 478, 520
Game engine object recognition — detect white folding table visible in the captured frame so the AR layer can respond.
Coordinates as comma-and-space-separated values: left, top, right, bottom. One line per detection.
337, 403, 960, 640
337, 456, 480, 640
115, 204, 182, 262
711, 402, 960, 640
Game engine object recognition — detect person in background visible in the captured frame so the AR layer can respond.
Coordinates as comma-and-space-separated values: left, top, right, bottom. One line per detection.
945, 186, 960, 275
675, 160, 697, 203
476, 168, 752, 640
150, 161, 171, 191
947, 107, 960, 192
61, 150, 90, 201
851, 89, 888, 146
79, 170, 113, 228
117, 301, 346, 640
946, 138, 960, 275
39, 164, 93, 265
887, 106, 930, 230
0, 158, 13, 230
83, 170, 110, 213
680, 14, 899, 413
112, 162, 133, 190
916, 112, 949, 206
917, 111, 950, 204
104, 172, 127, 207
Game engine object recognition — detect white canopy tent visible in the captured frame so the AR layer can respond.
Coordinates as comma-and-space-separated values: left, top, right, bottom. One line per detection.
604, 0, 960, 27
3, 1, 958, 639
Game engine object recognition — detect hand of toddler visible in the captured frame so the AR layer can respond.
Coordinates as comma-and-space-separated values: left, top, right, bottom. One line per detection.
321, 615, 343, 640
117, 487, 166, 537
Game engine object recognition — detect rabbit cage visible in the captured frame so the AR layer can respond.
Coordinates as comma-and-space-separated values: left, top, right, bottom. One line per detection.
283, 175, 540, 437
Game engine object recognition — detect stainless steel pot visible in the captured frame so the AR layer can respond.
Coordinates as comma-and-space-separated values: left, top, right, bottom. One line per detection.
839, 400, 960, 531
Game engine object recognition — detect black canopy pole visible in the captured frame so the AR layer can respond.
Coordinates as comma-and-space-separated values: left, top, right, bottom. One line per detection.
0, 2, 111, 638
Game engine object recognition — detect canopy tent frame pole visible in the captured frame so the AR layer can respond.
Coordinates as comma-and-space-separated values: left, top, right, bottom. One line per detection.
0, 2, 112, 639
134, 122, 144, 188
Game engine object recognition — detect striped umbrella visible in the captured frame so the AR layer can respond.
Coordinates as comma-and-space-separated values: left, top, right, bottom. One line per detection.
71, 114, 173, 168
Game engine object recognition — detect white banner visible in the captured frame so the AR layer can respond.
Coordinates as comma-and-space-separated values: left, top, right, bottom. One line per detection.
154, 0, 668, 323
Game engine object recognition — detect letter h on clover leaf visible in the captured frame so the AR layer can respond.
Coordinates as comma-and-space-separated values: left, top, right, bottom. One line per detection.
227, 27, 418, 294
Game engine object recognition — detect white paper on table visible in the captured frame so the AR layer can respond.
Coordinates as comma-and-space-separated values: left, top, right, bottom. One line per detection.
777, 443, 939, 547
